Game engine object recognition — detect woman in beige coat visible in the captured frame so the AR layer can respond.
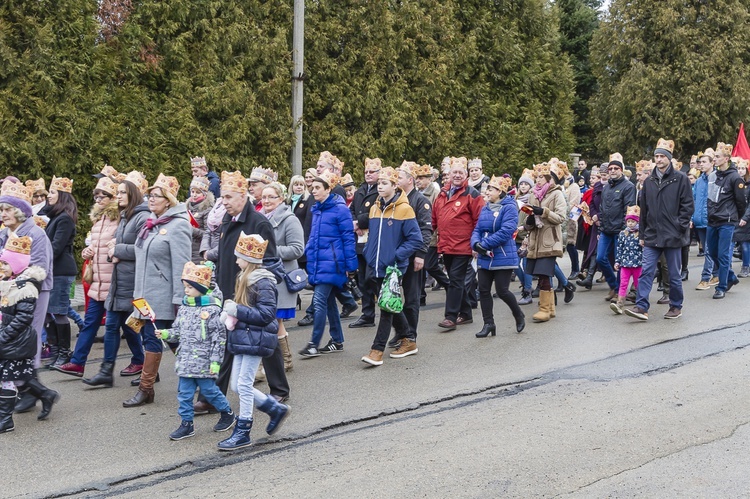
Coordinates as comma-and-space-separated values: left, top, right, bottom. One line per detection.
522, 163, 567, 322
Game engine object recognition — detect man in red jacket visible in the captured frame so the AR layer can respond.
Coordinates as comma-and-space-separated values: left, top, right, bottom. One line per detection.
432, 156, 485, 331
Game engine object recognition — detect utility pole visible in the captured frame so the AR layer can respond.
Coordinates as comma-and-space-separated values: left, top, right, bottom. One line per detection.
291, 0, 304, 176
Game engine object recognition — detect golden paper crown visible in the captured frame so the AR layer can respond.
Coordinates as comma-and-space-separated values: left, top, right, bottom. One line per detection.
333, 156, 345, 173
317, 151, 336, 169
249, 167, 277, 184
468, 158, 482, 170
191, 156, 207, 168
413, 164, 433, 177
5, 235, 32, 255
98, 165, 124, 181
549, 161, 566, 180
534, 162, 551, 176
181, 261, 212, 290
190, 176, 211, 192
487, 175, 511, 193
688, 168, 701, 178
635, 160, 653, 173
655, 138, 675, 154
364, 158, 382, 171
221, 170, 248, 194
50, 176, 73, 193
25, 178, 46, 195
520, 168, 536, 182
691, 155, 698, 162
671, 158, 682, 169
33, 216, 47, 229
398, 161, 419, 177
305, 168, 318, 178
1, 179, 31, 203
95, 176, 118, 197
235, 231, 268, 262
450, 157, 468, 171
716, 142, 733, 157
122, 171, 149, 195
700, 148, 715, 159
378, 167, 399, 184
148, 173, 180, 199
609, 152, 624, 165
737, 158, 749, 170
315, 171, 340, 188
626, 205, 640, 218
441, 156, 451, 167
340, 173, 355, 187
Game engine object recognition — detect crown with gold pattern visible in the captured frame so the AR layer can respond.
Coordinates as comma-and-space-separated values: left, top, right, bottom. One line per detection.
1, 179, 31, 203
378, 167, 399, 185
314, 170, 340, 189
413, 164, 433, 177
655, 138, 675, 154
625, 205, 640, 221
5, 235, 32, 255
635, 160, 653, 173
50, 176, 73, 194
468, 158, 482, 170
181, 261, 212, 293
364, 158, 382, 171
96, 165, 124, 181
398, 161, 419, 178
736, 158, 749, 170
700, 148, 715, 160
121, 171, 149, 195
234, 231, 268, 263
691, 155, 698, 163
317, 151, 336, 170
148, 173, 180, 201
609, 152, 624, 168
191, 156, 207, 169
33, 216, 47, 229
95, 176, 118, 197
221, 170, 248, 194
549, 161, 566, 180
534, 162, 551, 176
450, 157, 468, 171
340, 173, 355, 187
333, 156, 345, 173
25, 178, 47, 195
249, 166, 277, 184
487, 175, 512, 193
190, 176, 211, 193
716, 142, 733, 157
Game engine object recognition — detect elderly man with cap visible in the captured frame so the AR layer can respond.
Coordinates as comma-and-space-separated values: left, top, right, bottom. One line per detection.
625, 139, 694, 321
190, 156, 221, 199
432, 156, 485, 331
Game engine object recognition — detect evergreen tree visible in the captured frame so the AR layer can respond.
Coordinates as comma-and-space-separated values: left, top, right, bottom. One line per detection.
590, 0, 750, 162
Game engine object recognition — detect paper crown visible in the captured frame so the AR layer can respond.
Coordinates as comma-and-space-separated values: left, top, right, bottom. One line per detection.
148, 173, 180, 200
317, 151, 336, 169
441, 156, 451, 167
691, 155, 698, 163
398, 161, 419, 177
609, 152, 624, 167
716, 142, 733, 157
50, 176, 73, 194
413, 164, 433, 177
249, 167, 277, 184
4, 235, 31, 255
121, 171, 149, 195
671, 158, 683, 169
655, 138, 675, 154
181, 261, 212, 291
33, 216, 47, 229
450, 157, 468, 171
534, 162, 551, 176
519, 168, 536, 185
305, 168, 318, 177
364, 158, 382, 171
25, 178, 46, 195
635, 160, 653, 173
221, 170, 248, 194
378, 167, 399, 184
234, 231, 268, 263
340, 173, 355, 187
468, 158, 482, 170
95, 176, 118, 197
1, 179, 31, 203
191, 156, 207, 168
700, 148, 715, 159
736, 158, 749, 170
625, 205, 640, 219
487, 175, 511, 193
96, 165, 124, 181
315, 171, 340, 188
190, 176, 211, 192
333, 156, 345, 173
549, 161, 566, 180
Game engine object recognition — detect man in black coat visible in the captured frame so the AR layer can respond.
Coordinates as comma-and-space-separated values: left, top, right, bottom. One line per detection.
625, 139, 694, 321
197, 171, 289, 412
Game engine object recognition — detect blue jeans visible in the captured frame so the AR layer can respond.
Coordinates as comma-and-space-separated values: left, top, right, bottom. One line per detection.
596, 232, 619, 290
142, 319, 172, 354
515, 257, 533, 290
694, 227, 716, 281
229, 354, 268, 420
70, 299, 106, 365
304, 288, 357, 317
742, 241, 750, 267
310, 283, 344, 346
554, 263, 568, 287
706, 224, 737, 292
103, 310, 144, 365
178, 377, 230, 422
637, 246, 683, 311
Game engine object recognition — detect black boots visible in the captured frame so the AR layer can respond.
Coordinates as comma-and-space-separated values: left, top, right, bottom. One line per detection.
576, 261, 597, 290
82, 362, 115, 388
49, 322, 72, 369
475, 324, 497, 338
0, 388, 16, 433
563, 282, 576, 303
25, 379, 60, 420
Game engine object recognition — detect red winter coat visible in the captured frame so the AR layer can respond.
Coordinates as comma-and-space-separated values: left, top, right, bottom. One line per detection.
432, 180, 485, 255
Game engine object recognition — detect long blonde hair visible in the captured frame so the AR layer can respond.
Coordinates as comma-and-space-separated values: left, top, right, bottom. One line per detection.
234, 262, 260, 306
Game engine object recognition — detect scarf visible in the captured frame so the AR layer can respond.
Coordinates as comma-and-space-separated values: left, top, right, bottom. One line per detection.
532, 182, 551, 202
516, 191, 530, 205
136, 214, 174, 247
182, 295, 219, 307
628, 224, 639, 234
206, 200, 226, 232
487, 201, 503, 212
190, 193, 206, 204
468, 175, 485, 188
263, 206, 278, 220
290, 194, 302, 211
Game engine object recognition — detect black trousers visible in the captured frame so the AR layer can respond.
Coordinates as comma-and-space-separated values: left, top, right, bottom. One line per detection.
478, 269, 523, 325
421, 246, 450, 300
357, 253, 376, 321
202, 343, 289, 402
397, 260, 421, 341
442, 254, 473, 321
370, 277, 410, 351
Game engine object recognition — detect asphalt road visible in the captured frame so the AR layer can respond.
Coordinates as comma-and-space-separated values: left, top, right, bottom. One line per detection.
3, 250, 750, 498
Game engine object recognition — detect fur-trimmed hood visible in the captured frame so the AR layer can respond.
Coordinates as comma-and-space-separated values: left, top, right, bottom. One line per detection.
189, 192, 215, 213
89, 201, 120, 223
0, 265, 46, 306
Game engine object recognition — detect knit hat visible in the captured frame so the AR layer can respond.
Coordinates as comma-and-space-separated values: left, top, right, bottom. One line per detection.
609, 152, 624, 169
181, 261, 211, 294
0, 236, 32, 276
0, 177, 33, 218
654, 138, 675, 160
625, 205, 640, 222
518, 169, 535, 187
234, 232, 268, 263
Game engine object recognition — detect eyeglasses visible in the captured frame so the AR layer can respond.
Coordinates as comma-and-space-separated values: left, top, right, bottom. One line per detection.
94, 195, 111, 202
147, 194, 167, 200
261, 195, 280, 201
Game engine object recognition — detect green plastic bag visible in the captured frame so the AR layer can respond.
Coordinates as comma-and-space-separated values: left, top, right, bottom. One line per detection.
378, 266, 404, 313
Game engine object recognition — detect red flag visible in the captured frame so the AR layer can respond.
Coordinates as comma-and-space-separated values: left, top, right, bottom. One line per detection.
187, 210, 200, 228
732, 123, 750, 160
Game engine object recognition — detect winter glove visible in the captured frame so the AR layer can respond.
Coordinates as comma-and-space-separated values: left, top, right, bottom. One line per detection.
158, 329, 169, 340
223, 299, 238, 318
473, 242, 490, 257
531, 205, 544, 216
210, 362, 221, 375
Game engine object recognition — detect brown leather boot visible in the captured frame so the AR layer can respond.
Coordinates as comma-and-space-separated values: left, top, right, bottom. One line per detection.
122, 351, 161, 408
278, 336, 293, 372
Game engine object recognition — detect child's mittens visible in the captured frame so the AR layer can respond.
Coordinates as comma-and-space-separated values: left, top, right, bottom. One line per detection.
158, 329, 169, 340
210, 362, 221, 375
223, 299, 238, 318
224, 315, 238, 331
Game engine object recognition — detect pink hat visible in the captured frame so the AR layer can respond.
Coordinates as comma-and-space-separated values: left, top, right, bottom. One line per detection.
0, 236, 32, 276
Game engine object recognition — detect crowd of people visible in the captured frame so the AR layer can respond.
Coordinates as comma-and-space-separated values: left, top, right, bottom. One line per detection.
1, 137, 749, 448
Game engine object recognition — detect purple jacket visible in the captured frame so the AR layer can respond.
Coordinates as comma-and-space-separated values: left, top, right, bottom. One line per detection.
0, 218, 53, 291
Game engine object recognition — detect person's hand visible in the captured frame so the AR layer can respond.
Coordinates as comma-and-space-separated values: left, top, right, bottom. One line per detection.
689, 221, 694, 228
531, 205, 543, 216
614, 263, 620, 271
107, 247, 115, 260
740, 220, 747, 227
223, 299, 238, 318
413, 257, 424, 272
473, 242, 490, 257
107, 239, 116, 249
639, 239, 645, 247
81, 247, 94, 260
158, 329, 169, 340
210, 362, 221, 375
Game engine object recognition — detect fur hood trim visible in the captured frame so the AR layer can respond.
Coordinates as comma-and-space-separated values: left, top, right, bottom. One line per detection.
0, 265, 45, 306
189, 192, 215, 213
90, 201, 120, 223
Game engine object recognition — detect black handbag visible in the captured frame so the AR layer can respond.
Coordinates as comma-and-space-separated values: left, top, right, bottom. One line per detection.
284, 268, 308, 293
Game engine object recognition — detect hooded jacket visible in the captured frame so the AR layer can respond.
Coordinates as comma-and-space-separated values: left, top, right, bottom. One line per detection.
85, 202, 120, 302
707, 165, 747, 227
599, 175, 636, 235
0, 266, 46, 360
364, 190, 422, 278
106, 203, 150, 312
227, 269, 279, 358
471, 194, 520, 270
0, 218, 53, 292
638, 164, 694, 248
432, 180, 485, 255
306, 193, 358, 288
